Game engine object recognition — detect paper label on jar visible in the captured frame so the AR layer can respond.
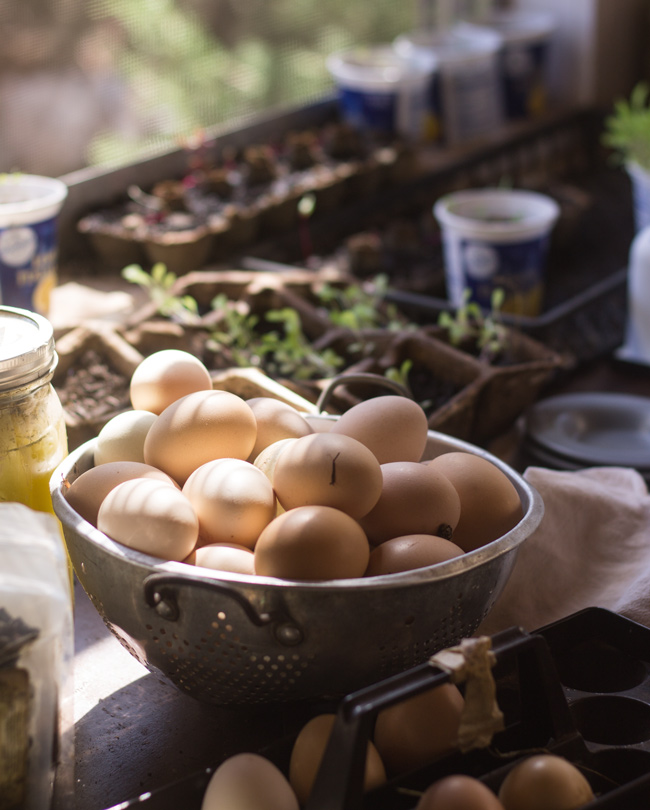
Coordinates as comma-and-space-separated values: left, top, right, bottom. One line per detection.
0, 217, 58, 315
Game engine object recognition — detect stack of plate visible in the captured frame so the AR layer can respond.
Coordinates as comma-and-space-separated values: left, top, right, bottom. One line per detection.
522, 392, 650, 483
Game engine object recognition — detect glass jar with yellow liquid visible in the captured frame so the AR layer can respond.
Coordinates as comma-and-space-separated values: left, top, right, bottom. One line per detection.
0, 306, 67, 516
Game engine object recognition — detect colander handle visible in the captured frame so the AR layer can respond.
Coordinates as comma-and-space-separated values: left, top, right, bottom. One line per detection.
143, 572, 304, 646
315, 371, 411, 413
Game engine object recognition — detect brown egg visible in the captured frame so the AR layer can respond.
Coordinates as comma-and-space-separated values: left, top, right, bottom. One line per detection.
201, 753, 299, 810
365, 534, 464, 576
183, 458, 276, 549
143, 390, 257, 485
188, 543, 256, 575
289, 714, 386, 805
330, 395, 429, 463
130, 349, 213, 414
64, 460, 179, 527
416, 775, 505, 810
373, 682, 464, 775
498, 755, 594, 810
359, 462, 461, 545
272, 432, 383, 519
427, 452, 523, 552
245, 397, 313, 461
97, 477, 199, 561
254, 505, 370, 581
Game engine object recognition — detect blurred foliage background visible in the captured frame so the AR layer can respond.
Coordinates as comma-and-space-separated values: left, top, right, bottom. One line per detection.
0, 0, 418, 175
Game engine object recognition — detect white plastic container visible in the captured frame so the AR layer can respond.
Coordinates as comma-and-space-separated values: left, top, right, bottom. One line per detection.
0, 503, 74, 810
434, 187, 560, 316
0, 174, 68, 315
620, 224, 650, 364
459, 10, 555, 119
394, 25, 503, 146
627, 161, 650, 234
326, 46, 435, 141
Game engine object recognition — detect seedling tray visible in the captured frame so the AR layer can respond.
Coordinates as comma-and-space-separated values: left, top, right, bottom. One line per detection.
248, 109, 634, 368
104, 607, 650, 809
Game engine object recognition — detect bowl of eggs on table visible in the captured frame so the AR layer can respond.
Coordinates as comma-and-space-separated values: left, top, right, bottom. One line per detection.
51, 348, 543, 706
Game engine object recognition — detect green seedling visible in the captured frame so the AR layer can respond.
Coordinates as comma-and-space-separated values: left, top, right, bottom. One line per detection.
208, 297, 345, 380
602, 82, 650, 171
437, 287, 508, 363
316, 274, 405, 332
121, 262, 200, 324
208, 293, 262, 368
384, 359, 413, 395
260, 308, 345, 380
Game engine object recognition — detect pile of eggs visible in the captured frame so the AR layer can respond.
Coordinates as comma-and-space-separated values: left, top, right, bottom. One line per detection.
64, 349, 524, 581
201, 750, 595, 810
199, 685, 595, 810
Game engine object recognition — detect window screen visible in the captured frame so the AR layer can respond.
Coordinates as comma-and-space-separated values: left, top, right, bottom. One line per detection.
0, 0, 419, 176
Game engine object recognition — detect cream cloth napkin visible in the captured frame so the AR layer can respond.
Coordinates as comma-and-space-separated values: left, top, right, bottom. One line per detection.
478, 465, 650, 635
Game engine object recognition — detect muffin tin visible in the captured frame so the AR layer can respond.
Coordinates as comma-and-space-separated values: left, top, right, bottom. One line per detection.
105, 607, 650, 809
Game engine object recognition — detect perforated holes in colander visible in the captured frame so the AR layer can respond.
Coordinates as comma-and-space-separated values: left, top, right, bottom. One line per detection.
373, 597, 473, 679
88, 592, 151, 669
144, 609, 314, 703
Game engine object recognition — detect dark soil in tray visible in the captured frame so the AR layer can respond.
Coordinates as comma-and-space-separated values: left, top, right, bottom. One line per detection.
77, 123, 411, 252
408, 367, 463, 415
56, 349, 132, 425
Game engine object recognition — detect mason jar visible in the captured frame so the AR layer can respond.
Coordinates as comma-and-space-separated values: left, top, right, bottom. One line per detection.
0, 306, 68, 514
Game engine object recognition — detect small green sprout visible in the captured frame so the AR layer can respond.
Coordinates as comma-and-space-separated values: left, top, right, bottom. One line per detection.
121, 263, 199, 324
602, 82, 650, 171
384, 359, 413, 395
437, 287, 508, 363
317, 274, 405, 332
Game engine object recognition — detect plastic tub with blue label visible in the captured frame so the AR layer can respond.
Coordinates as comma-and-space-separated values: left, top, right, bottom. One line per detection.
394, 25, 503, 146
458, 10, 555, 120
326, 46, 436, 141
434, 187, 560, 317
0, 174, 68, 315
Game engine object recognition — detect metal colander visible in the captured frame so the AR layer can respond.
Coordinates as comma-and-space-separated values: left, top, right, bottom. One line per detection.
50, 423, 543, 705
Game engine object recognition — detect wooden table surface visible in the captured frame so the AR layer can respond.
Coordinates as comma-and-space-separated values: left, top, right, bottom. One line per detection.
54, 353, 650, 810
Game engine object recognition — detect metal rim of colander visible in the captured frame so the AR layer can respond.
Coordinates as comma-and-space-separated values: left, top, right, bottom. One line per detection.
50, 421, 544, 594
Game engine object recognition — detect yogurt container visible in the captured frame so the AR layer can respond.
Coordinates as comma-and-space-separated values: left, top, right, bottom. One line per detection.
0, 174, 68, 315
394, 25, 504, 146
434, 187, 560, 316
326, 46, 435, 141
627, 161, 650, 234
459, 11, 556, 119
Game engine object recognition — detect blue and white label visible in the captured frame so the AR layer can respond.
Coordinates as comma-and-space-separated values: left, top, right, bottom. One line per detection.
463, 244, 500, 279
499, 40, 549, 119
337, 86, 396, 133
443, 232, 550, 316
0, 217, 58, 313
0, 226, 38, 267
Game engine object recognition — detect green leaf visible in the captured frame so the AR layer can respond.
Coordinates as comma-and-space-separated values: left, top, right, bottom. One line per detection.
121, 263, 153, 287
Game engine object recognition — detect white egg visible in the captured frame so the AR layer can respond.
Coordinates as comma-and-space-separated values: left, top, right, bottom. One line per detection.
94, 409, 158, 465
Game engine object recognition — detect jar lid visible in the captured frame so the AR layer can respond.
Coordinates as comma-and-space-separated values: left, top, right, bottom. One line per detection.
0, 306, 56, 390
